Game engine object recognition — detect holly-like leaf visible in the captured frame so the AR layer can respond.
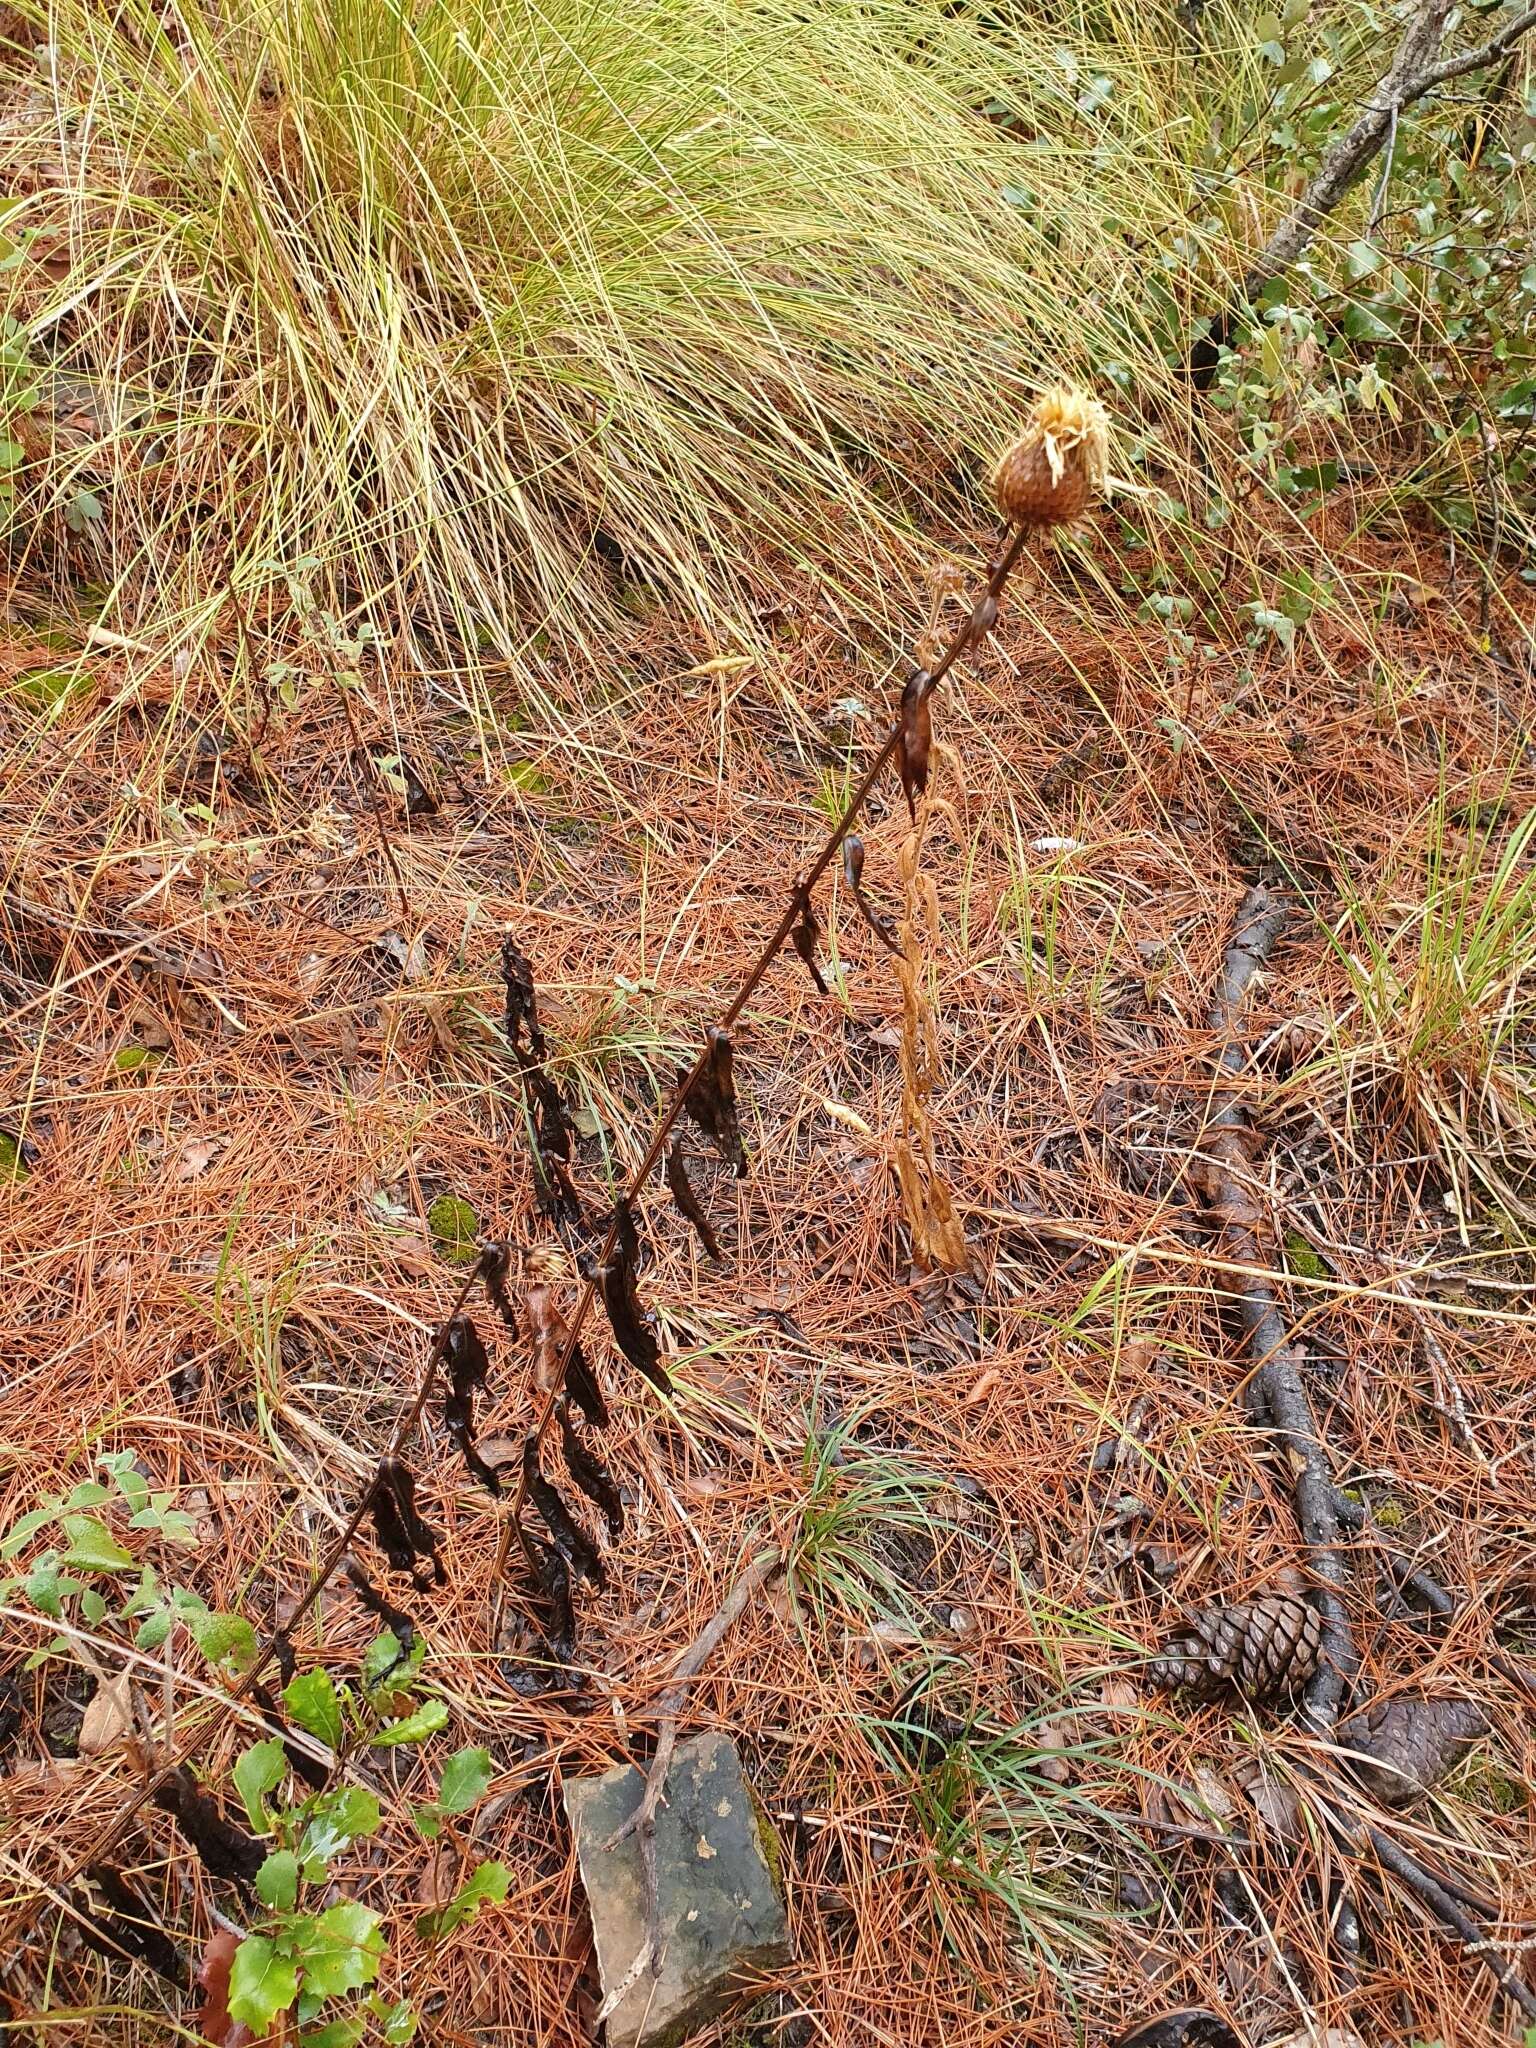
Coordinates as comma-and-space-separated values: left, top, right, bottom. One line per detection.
371, 1698, 448, 1747
256, 1849, 300, 1912
59, 1515, 133, 1573
297, 1900, 383, 1998
232, 1738, 287, 1833
416, 1859, 510, 1941
284, 1668, 343, 1750
186, 1607, 259, 1673
435, 1747, 493, 1818
299, 1786, 381, 1881
300, 2017, 368, 2048
228, 1933, 299, 2031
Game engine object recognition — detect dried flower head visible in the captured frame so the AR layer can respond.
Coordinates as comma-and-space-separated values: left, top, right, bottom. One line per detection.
992, 387, 1110, 529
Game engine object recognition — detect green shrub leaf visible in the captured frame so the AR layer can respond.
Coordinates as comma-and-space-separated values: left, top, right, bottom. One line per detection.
229, 1934, 299, 2031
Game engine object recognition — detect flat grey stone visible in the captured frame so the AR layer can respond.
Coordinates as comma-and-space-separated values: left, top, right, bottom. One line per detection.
565, 1732, 792, 2048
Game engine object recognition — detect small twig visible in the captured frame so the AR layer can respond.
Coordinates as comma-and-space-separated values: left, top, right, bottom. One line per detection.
1367, 1827, 1536, 2020
1197, 885, 1356, 1729
603, 1547, 783, 1975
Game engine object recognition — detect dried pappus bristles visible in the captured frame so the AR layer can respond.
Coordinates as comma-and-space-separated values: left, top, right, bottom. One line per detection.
991, 386, 1110, 530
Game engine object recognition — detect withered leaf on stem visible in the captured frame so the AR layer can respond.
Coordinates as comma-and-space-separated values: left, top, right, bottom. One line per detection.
442, 1314, 501, 1493
591, 1207, 669, 1389
789, 889, 829, 995
343, 1559, 416, 1660
898, 671, 933, 819
482, 1242, 518, 1334
152, 1768, 265, 1888
558, 1404, 625, 1538
843, 835, 901, 954
682, 1027, 747, 1176
528, 1280, 610, 1427
523, 1438, 605, 1587
518, 1525, 576, 1664
368, 1460, 444, 1587
665, 1141, 722, 1260
501, 937, 548, 1064
79, 1866, 187, 1986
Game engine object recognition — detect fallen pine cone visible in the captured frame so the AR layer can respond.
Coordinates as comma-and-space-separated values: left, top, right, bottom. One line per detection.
1337, 1695, 1486, 1806
1148, 1593, 1324, 1702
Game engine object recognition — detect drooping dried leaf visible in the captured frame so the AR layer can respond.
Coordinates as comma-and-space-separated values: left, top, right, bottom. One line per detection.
482, 1241, 518, 1334
789, 889, 829, 995
558, 1405, 624, 1538
665, 1141, 721, 1260
441, 1314, 501, 1493
194, 1927, 249, 2045
523, 1438, 605, 1586
518, 1525, 576, 1663
843, 835, 901, 954
384, 1458, 445, 1584
367, 1460, 444, 1587
342, 1560, 417, 1659
152, 1767, 264, 1888
681, 1027, 747, 1176
501, 937, 548, 1064
78, 1866, 187, 1986
897, 672, 933, 819
527, 1279, 609, 1425
1337, 1695, 1487, 1807
251, 1680, 330, 1790
593, 1225, 669, 1391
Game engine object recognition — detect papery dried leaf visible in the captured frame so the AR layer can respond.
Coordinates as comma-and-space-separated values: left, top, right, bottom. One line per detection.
789, 889, 828, 995
152, 1768, 264, 1888
78, 1866, 186, 1986
195, 1927, 248, 2045
519, 1525, 576, 1663
558, 1405, 624, 1538
501, 938, 548, 1064
342, 1560, 417, 1659
843, 835, 901, 954
666, 1141, 721, 1260
367, 1460, 444, 1587
523, 1439, 605, 1586
682, 1028, 747, 1176
251, 1681, 329, 1790
898, 672, 933, 819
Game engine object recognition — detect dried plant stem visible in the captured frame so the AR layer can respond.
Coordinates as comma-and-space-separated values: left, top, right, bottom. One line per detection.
604, 1547, 784, 1977
1198, 885, 1356, 1731
1364, 1826, 1536, 2020
0, 1249, 497, 1954
892, 788, 968, 1272
494, 523, 1033, 1557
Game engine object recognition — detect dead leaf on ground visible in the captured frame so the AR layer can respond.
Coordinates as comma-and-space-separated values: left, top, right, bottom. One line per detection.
195, 1927, 252, 2046
176, 1134, 228, 1180
78, 1674, 133, 1756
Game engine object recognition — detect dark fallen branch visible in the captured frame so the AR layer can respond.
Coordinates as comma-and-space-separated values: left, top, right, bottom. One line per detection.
1197, 885, 1356, 1729
1366, 1826, 1536, 2020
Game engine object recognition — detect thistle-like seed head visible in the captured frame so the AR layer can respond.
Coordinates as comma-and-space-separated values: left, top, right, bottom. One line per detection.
992, 387, 1110, 529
